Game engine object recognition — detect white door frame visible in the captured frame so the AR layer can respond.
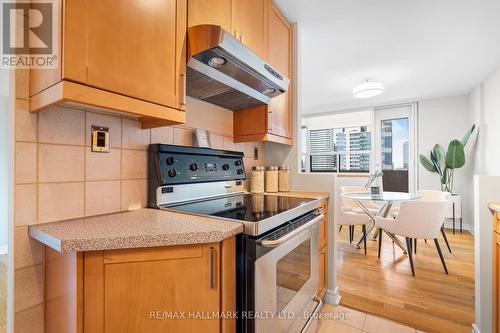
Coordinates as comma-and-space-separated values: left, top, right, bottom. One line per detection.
372, 103, 418, 193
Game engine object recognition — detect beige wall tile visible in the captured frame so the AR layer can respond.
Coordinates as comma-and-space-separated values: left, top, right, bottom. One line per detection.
15, 99, 37, 142
121, 180, 147, 211
39, 182, 84, 223
14, 184, 37, 226
15, 68, 29, 100
223, 137, 236, 151
39, 144, 85, 182
210, 133, 223, 149
173, 127, 193, 146
85, 181, 121, 216
122, 118, 150, 150
151, 126, 174, 144
121, 149, 147, 179
185, 97, 233, 136
39, 107, 85, 145
245, 142, 259, 159
14, 264, 44, 312
235, 142, 246, 156
15, 142, 37, 184
14, 226, 43, 269
86, 148, 121, 181
86, 112, 122, 148
14, 303, 44, 333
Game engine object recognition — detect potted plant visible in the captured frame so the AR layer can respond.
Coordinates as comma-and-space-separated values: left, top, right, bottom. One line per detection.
419, 124, 476, 232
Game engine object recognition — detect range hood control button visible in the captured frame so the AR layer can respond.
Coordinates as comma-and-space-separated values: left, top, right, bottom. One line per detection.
166, 157, 175, 165
168, 169, 177, 177
237, 169, 244, 175
235, 160, 242, 166
189, 163, 198, 171
222, 164, 230, 171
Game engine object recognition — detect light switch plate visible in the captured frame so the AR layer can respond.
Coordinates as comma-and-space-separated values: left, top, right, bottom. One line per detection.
91, 126, 110, 153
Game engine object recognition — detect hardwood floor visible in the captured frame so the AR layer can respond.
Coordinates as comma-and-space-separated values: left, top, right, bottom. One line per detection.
0, 254, 6, 333
337, 226, 474, 333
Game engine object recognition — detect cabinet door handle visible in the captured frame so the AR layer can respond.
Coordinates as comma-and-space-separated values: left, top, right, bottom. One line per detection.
208, 247, 215, 289
179, 73, 186, 106
234, 30, 239, 38
268, 110, 273, 132
240, 34, 244, 43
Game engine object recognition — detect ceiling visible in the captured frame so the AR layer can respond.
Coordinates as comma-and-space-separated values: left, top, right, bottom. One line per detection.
274, 0, 500, 114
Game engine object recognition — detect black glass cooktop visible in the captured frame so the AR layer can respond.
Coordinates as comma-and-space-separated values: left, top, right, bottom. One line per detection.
165, 194, 315, 223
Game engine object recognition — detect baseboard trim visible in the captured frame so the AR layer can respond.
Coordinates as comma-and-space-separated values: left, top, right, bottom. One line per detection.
0, 245, 7, 255
324, 286, 341, 305
472, 323, 480, 333
443, 219, 474, 234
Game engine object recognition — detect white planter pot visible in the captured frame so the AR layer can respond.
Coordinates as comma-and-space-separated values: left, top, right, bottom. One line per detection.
445, 193, 463, 233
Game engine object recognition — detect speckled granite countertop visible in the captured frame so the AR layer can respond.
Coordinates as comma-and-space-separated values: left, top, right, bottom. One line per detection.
264, 191, 329, 200
489, 203, 500, 214
29, 208, 244, 253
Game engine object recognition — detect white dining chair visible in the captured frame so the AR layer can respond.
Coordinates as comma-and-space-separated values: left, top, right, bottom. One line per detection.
390, 190, 452, 253
339, 186, 380, 248
375, 192, 451, 276
338, 204, 372, 254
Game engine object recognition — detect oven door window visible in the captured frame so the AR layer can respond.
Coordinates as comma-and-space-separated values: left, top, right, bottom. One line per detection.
276, 239, 311, 312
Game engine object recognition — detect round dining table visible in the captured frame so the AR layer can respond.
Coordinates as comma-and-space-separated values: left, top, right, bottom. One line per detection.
341, 191, 421, 253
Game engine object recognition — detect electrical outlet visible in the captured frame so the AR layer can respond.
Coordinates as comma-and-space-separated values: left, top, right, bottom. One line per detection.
91, 126, 109, 153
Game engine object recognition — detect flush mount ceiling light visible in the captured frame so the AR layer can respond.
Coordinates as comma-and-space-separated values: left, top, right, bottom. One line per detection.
353, 80, 384, 98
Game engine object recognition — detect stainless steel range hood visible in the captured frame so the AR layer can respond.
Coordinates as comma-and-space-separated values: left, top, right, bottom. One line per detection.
187, 25, 290, 111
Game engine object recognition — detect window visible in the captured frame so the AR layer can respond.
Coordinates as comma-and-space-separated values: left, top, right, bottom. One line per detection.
307, 126, 371, 173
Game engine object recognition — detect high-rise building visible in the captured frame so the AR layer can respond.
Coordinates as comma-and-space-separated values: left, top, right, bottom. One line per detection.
403, 141, 409, 169
381, 120, 393, 169
348, 126, 371, 171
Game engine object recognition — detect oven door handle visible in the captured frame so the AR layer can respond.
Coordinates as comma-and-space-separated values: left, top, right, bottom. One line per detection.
258, 213, 324, 248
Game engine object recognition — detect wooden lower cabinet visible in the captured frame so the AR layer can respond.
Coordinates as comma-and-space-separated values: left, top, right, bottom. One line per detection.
494, 222, 500, 333
317, 198, 329, 298
318, 245, 327, 297
45, 238, 236, 333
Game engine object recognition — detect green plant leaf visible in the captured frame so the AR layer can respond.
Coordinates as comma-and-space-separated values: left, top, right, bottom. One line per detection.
433, 144, 445, 165
430, 150, 442, 175
420, 154, 436, 172
445, 140, 465, 169
460, 124, 476, 146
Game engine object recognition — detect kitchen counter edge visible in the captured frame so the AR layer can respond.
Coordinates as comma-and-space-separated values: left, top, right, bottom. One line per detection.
28, 208, 244, 254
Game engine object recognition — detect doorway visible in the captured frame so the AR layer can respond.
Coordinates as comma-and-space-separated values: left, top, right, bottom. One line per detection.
373, 104, 417, 193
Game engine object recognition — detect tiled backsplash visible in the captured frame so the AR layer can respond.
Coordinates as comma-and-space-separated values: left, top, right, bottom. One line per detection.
13, 70, 265, 332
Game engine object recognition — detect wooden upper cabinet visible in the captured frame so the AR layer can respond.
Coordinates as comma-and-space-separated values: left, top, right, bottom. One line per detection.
233, 2, 292, 145
188, 0, 266, 59
232, 0, 267, 59
267, 3, 291, 138
29, 0, 187, 129
188, 0, 232, 32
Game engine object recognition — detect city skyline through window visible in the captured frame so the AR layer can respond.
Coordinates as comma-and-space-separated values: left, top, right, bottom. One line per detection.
381, 118, 409, 170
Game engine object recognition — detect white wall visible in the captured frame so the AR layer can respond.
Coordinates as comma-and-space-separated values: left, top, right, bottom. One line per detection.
304, 111, 373, 131
482, 66, 500, 175
0, 69, 10, 254
417, 95, 476, 231
471, 64, 500, 333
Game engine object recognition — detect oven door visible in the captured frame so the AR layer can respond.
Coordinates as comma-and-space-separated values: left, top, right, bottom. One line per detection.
254, 214, 323, 333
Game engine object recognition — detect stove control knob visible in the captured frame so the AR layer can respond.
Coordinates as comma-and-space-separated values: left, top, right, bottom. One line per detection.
237, 169, 244, 175
166, 157, 175, 165
189, 163, 198, 171
235, 160, 242, 166
222, 164, 230, 171
168, 169, 177, 177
